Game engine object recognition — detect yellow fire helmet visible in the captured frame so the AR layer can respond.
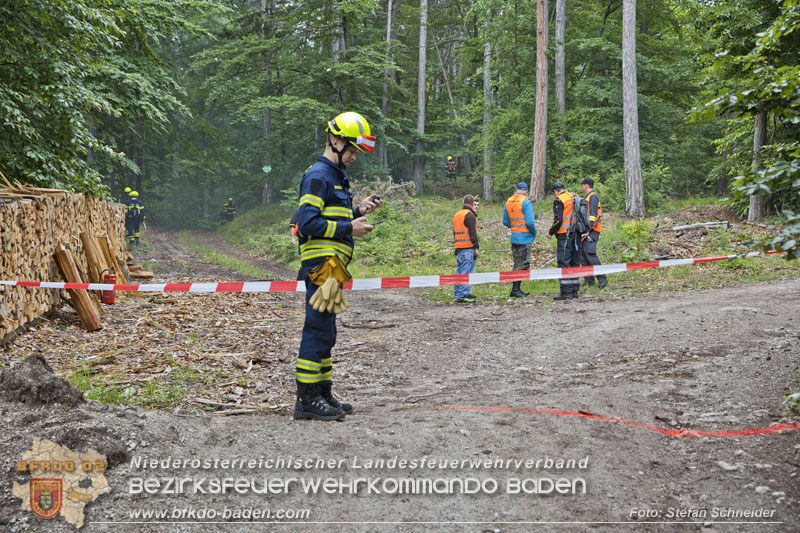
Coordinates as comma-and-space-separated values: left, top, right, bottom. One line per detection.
130, 191, 139, 198
124, 187, 131, 193
326, 112, 375, 153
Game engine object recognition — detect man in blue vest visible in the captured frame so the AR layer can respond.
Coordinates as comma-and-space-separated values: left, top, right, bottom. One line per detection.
503, 182, 537, 298
294, 112, 381, 421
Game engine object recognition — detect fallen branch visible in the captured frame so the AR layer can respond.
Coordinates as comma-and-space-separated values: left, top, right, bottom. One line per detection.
651, 221, 729, 233
341, 321, 397, 329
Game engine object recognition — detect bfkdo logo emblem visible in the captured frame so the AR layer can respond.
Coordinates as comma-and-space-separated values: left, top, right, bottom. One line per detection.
30, 479, 63, 519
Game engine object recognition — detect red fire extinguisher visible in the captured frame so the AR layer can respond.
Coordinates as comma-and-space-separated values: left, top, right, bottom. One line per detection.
101, 268, 116, 305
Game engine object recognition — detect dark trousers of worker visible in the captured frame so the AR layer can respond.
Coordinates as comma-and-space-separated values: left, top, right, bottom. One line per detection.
511, 243, 530, 271
580, 230, 606, 284
296, 257, 336, 391
126, 218, 138, 244
556, 234, 581, 296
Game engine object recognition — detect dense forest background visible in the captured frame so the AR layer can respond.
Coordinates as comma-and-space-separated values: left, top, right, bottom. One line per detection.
1, 0, 798, 252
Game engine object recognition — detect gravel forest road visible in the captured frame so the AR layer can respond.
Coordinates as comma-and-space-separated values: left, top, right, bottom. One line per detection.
2, 228, 799, 532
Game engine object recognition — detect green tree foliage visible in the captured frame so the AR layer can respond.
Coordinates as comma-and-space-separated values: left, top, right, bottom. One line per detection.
1, 0, 210, 197
692, 0, 800, 257
1, 0, 122, 193
4, 0, 798, 240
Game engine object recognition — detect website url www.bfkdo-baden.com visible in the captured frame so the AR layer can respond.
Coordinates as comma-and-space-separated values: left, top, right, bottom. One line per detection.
124, 506, 311, 521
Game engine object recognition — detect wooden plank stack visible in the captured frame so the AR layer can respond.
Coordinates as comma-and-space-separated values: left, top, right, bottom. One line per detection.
0, 174, 127, 343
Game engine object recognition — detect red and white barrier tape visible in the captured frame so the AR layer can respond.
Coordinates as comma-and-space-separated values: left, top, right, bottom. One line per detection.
0, 251, 785, 294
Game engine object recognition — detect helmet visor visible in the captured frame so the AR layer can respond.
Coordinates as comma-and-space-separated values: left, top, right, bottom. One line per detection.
353, 135, 376, 153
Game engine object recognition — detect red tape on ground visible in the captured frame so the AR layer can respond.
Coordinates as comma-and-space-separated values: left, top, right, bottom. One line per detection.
397, 406, 800, 438
0, 250, 786, 293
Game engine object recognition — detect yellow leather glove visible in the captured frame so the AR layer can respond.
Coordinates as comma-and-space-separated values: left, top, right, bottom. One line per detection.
308, 256, 352, 286
309, 276, 350, 314
308, 256, 352, 314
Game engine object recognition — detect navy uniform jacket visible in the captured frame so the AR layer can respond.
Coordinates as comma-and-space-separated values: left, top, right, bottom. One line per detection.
296, 155, 366, 266
125, 198, 136, 219
132, 198, 144, 220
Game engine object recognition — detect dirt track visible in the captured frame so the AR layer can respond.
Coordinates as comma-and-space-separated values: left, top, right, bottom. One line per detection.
2, 228, 799, 532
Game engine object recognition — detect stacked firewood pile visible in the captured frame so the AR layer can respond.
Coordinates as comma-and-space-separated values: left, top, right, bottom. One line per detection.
0, 174, 127, 343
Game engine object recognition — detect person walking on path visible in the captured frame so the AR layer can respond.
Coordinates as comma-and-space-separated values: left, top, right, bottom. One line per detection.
503, 182, 537, 298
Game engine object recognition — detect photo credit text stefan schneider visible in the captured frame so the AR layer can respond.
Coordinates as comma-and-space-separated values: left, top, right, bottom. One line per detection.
128, 454, 590, 497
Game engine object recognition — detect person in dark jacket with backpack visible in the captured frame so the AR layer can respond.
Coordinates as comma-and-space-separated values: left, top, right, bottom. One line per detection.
579, 178, 607, 288
548, 182, 581, 300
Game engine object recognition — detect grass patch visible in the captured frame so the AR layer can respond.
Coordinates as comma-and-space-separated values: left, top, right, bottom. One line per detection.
220, 195, 800, 300
68, 359, 230, 409
178, 232, 273, 279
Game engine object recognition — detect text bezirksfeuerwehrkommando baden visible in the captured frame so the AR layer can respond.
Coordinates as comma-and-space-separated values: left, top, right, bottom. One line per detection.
129, 455, 589, 472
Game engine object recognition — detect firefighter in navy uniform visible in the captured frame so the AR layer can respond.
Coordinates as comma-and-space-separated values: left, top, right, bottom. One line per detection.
123, 187, 133, 245
294, 112, 381, 421
124, 189, 139, 246
579, 178, 607, 288
130, 191, 144, 245
222, 198, 237, 223
548, 182, 580, 300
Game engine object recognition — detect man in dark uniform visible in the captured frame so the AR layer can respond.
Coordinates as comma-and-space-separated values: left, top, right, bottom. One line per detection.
123, 188, 135, 246
130, 191, 144, 245
222, 198, 237, 223
580, 178, 607, 288
294, 111, 382, 421
445, 156, 457, 180
548, 182, 580, 300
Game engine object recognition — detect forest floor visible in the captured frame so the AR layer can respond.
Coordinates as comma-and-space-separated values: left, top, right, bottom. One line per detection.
1, 227, 799, 532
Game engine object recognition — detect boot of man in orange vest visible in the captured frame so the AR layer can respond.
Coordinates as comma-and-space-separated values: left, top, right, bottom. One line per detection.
502, 182, 536, 298
453, 195, 479, 303
548, 182, 581, 300
579, 177, 608, 288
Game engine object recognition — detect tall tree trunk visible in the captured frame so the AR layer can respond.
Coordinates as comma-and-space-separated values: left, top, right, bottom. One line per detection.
622, 0, 644, 217
171, 113, 181, 227
716, 111, 735, 196
202, 180, 209, 220
413, 0, 428, 195
482, 41, 493, 200
529, 0, 548, 201
331, 3, 346, 105
260, 0, 273, 204
748, 103, 767, 221
379, 0, 394, 170
555, 0, 566, 114
136, 120, 145, 193
433, 34, 472, 179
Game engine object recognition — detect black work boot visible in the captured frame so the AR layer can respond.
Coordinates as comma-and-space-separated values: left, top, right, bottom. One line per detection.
583, 276, 595, 286
598, 277, 608, 289
294, 383, 344, 421
319, 383, 353, 414
509, 281, 526, 298
554, 290, 579, 301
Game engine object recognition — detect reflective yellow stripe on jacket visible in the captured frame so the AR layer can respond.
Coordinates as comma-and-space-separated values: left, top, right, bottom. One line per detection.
586, 191, 602, 233
299, 238, 354, 264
